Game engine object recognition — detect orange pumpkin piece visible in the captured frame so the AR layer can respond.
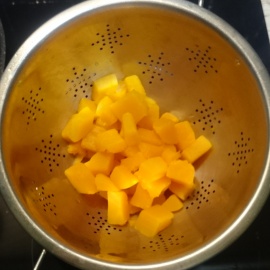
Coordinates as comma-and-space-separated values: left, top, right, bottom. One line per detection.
110, 165, 138, 189
130, 183, 153, 209
78, 98, 96, 112
95, 173, 119, 192
181, 135, 212, 163
91, 73, 119, 102
65, 163, 97, 194
95, 96, 118, 128
137, 156, 168, 182
175, 121, 196, 151
137, 128, 163, 145
137, 97, 160, 129
134, 205, 174, 237
107, 191, 129, 225
111, 91, 148, 123
85, 152, 114, 176
153, 117, 178, 144
124, 75, 146, 96
162, 194, 183, 212
140, 177, 171, 199
95, 128, 126, 153
166, 159, 195, 185
62, 107, 95, 143
120, 112, 140, 146
169, 181, 195, 201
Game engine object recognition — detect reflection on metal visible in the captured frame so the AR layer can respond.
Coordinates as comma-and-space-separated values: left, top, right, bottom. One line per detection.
33, 249, 46, 270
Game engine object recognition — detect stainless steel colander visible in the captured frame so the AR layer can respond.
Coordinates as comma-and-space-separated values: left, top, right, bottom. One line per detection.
0, 0, 270, 269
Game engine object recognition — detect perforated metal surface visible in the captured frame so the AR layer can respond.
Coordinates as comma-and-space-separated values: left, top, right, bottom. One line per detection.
0, 0, 270, 269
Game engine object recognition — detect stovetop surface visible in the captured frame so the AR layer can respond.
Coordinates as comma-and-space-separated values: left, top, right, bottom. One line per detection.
0, 0, 270, 269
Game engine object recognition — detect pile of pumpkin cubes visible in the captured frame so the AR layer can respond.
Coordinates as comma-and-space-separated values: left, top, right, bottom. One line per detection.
62, 74, 212, 237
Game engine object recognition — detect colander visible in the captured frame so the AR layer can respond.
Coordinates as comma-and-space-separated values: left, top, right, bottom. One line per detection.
0, 0, 270, 269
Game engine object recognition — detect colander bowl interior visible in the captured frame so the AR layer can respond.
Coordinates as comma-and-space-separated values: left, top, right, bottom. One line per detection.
0, 0, 270, 269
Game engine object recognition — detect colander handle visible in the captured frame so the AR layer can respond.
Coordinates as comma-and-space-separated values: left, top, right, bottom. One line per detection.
198, 0, 204, 7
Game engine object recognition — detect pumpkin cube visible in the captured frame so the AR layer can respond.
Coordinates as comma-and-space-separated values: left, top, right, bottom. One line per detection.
81, 125, 106, 152
166, 159, 195, 185
120, 112, 140, 146
138, 128, 162, 145
141, 177, 171, 198
160, 112, 179, 123
124, 75, 146, 95
85, 152, 114, 175
153, 117, 178, 144
95, 129, 126, 153
78, 98, 96, 112
138, 142, 164, 158
161, 145, 181, 164
108, 191, 129, 225
137, 156, 168, 182
95, 96, 118, 127
92, 73, 118, 102
130, 184, 153, 209
121, 145, 140, 157
175, 121, 196, 151
65, 163, 97, 194
169, 181, 195, 201
110, 165, 138, 189
138, 97, 160, 129
120, 152, 146, 172
162, 194, 183, 212
181, 135, 212, 163
134, 205, 173, 237
62, 107, 95, 143
111, 91, 148, 123
67, 142, 87, 157
95, 173, 119, 192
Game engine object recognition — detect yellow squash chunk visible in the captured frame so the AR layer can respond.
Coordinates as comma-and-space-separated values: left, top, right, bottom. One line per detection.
138, 128, 163, 145
153, 117, 178, 144
134, 205, 174, 237
67, 142, 87, 157
95, 173, 119, 192
160, 112, 179, 123
181, 135, 212, 163
95, 96, 118, 128
111, 91, 148, 123
121, 145, 140, 157
121, 112, 140, 146
81, 125, 106, 152
120, 152, 146, 172
175, 121, 196, 151
65, 163, 97, 194
141, 177, 171, 198
124, 75, 146, 95
138, 142, 164, 158
108, 191, 129, 225
85, 152, 114, 176
95, 128, 126, 153
169, 181, 195, 201
62, 107, 95, 143
137, 156, 168, 182
92, 73, 118, 102
162, 194, 183, 212
138, 97, 160, 129
161, 145, 181, 164
78, 98, 96, 112
130, 184, 153, 209
166, 159, 195, 185
110, 165, 138, 189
